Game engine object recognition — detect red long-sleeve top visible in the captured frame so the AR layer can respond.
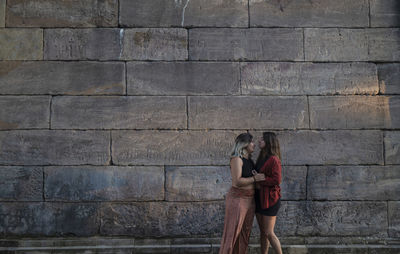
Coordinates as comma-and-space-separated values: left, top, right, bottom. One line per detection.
258, 155, 282, 209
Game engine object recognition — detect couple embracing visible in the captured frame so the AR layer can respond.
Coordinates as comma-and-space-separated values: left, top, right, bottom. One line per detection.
219, 132, 283, 254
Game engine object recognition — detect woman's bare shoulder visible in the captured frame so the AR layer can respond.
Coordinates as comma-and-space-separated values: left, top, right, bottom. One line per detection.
230, 156, 243, 164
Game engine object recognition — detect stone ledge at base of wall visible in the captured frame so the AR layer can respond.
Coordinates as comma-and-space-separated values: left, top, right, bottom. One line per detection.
0, 237, 399, 254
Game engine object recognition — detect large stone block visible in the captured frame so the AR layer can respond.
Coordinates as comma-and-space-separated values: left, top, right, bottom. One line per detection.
387, 96, 400, 128
0, 166, 42, 201
276, 201, 387, 236
370, 0, 400, 27
241, 62, 378, 95
120, 0, 248, 27
0, 29, 42, 60
6, 0, 118, 27
80, 97, 185, 129
309, 96, 399, 129
249, 0, 368, 27
165, 165, 306, 202
189, 28, 303, 61
44, 28, 121, 60
0, 61, 125, 95
378, 64, 400, 94
385, 131, 400, 164
127, 62, 240, 95
52, 96, 186, 129
188, 96, 309, 129
368, 28, 400, 61
100, 202, 224, 237
165, 166, 231, 201
112, 130, 237, 165
121, 28, 187, 60
281, 166, 307, 200
45, 166, 164, 201
45, 28, 188, 60
389, 201, 400, 237
308, 166, 400, 200
278, 130, 383, 165
304, 28, 368, 61
0, 130, 110, 165
0, 96, 50, 129
112, 130, 383, 166
0, 0, 4, 27
0, 202, 99, 236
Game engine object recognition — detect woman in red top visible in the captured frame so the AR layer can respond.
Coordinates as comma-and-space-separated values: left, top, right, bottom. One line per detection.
254, 132, 283, 254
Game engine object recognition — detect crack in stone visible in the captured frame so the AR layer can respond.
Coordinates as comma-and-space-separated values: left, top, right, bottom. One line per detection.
175, 0, 190, 27
119, 29, 124, 59
181, 0, 190, 27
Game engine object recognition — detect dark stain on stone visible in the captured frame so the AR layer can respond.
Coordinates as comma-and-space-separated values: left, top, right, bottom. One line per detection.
0, 62, 23, 77
134, 31, 152, 46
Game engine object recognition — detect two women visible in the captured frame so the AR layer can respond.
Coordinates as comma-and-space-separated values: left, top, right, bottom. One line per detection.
219, 132, 283, 254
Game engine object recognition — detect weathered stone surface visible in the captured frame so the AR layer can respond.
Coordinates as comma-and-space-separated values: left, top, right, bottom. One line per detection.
387, 96, 400, 128
278, 130, 383, 165
0, 61, 125, 95
45, 166, 164, 201
0, 0, 4, 27
189, 96, 309, 129
0, 130, 109, 165
282, 166, 307, 200
304, 28, 368, 61
121, 28, 187, 60
308, 166, 400, 200
46, 28, 187, 60
189, 28, 304, 61
368, 28, 400, 61
52, 96, 186, 129
379, 64, 400, 94
112, 130, 383, 166
370, 0, 400, 27
249, 0, 368, 27
0, 166, 42, 201
385, 131, 400, 164
305, 28, 400, 61
241, 62, 378, 95
44, 28, 121, 60
276, 201, 387, 236
6, 0, 118, 27
112, 130, 237, 165
309, 96, 399, 129
389, 201, 400, 237
120, 0, 248, 27
0, 29, 42, 60
0, 202, 99, 236
100, 202, 224, 237
127, 62, 240, 95
165, 166, 231, 201
0, 96, 50, 129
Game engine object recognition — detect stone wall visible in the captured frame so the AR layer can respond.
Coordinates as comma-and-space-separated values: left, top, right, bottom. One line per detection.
0, 0, 399, 247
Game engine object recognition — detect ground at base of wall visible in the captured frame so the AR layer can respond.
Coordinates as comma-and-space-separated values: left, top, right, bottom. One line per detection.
0, 237, 399, 254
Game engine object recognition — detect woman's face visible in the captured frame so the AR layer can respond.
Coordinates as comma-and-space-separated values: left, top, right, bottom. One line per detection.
258, 137, 266, 149
246, 141, 255, 154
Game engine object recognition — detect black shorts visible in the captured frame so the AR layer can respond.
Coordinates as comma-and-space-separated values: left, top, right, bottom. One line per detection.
254, 190, 281, 216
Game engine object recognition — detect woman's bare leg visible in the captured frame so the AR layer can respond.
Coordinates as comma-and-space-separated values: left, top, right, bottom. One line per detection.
256, 213, 270, 254
260, 215, 282, 254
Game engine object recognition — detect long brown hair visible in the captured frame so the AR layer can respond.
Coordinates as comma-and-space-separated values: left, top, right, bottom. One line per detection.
256, 132, 281, 166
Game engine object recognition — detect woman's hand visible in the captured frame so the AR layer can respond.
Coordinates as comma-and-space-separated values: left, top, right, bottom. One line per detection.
253, 173, 265, 182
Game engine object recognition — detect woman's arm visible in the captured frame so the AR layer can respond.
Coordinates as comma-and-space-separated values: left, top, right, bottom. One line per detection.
230, 157, 265, 187
258, 157, 282, 186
